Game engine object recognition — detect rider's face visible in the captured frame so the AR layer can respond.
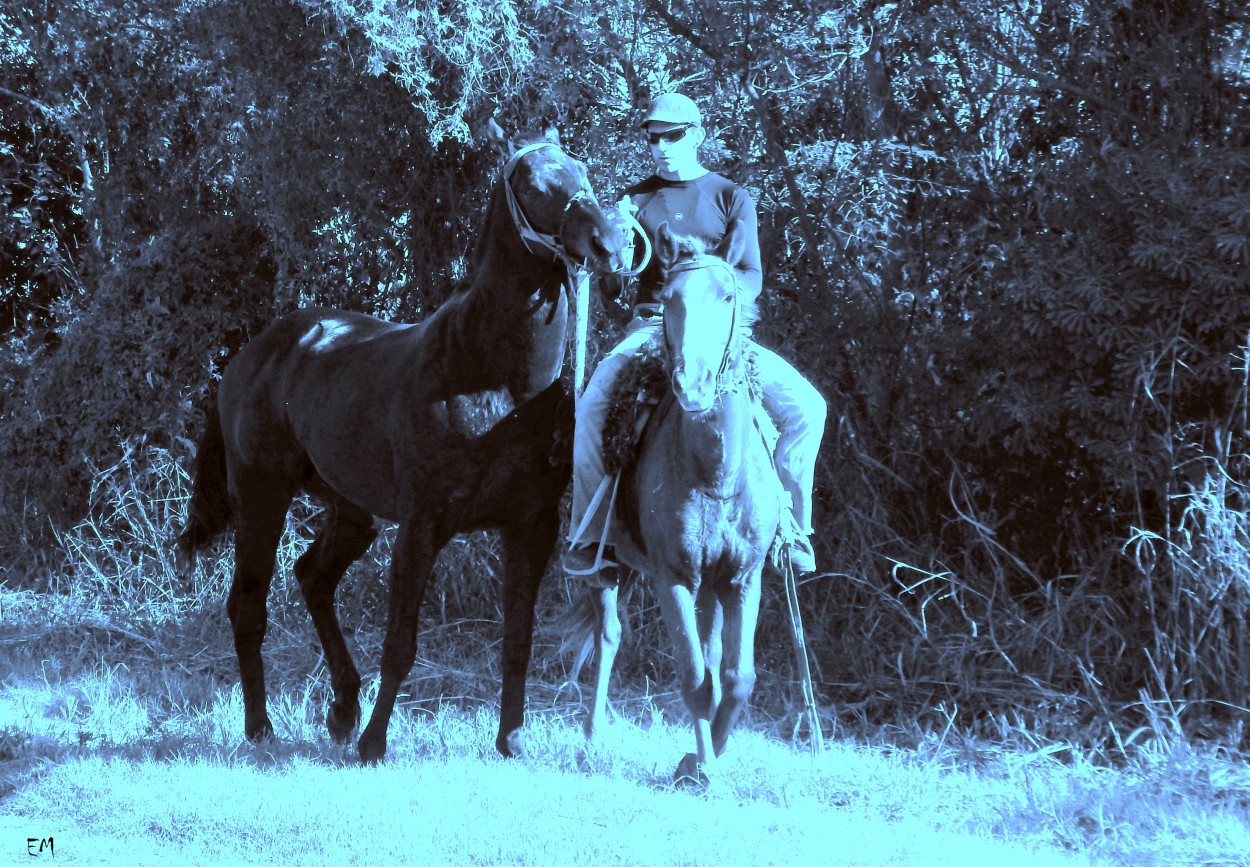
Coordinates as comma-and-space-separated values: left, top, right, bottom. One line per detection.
646, 123, 705, 179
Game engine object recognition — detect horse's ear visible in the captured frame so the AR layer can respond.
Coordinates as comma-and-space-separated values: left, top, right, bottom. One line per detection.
541, 124, 562, 146
656, 222, 680, 270
717, 219, 748, 268
478, 116, 510, 156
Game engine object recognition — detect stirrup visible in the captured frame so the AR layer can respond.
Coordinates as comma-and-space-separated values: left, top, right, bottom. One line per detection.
567, 473, 622, 576
771, 505, 816, 575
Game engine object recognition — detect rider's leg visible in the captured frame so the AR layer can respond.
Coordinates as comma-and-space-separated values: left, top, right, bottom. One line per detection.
750, 343, 827, 572
567, 317, 663, 574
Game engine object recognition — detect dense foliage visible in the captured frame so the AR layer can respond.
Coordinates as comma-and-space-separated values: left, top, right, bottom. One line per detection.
3, 0, 1248, 744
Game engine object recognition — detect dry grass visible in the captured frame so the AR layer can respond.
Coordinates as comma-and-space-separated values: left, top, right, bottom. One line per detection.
2, 444, 1250, 864
2, 623, 1249, 866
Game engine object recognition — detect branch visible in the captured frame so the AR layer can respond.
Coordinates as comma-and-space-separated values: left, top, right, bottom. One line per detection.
969, 30, 1132, 120
0, 85, 56, 117
641, 0, 722, 63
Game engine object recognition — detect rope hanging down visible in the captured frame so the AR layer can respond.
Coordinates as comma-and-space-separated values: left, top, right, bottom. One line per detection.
784, 551, 825, 756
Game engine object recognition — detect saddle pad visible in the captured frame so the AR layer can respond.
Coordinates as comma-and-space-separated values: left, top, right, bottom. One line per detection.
602, 339, 669, 476
601, 340, 774, 474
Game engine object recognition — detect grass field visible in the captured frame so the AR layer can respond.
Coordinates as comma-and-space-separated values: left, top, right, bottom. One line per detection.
0, 450, 1248, 865
2, 577, 1250, 867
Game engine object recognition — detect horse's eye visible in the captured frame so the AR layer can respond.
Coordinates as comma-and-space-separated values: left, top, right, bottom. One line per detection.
723, 292, 735, 304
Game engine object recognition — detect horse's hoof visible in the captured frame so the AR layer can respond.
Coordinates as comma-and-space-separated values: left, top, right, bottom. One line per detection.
173, 541, 196, 584
583, 713, 608, 744
326, 704, 359, 744
576, 748, 595, 774
497, 728, 527, 759
357, 733, 386, 765
673, 753, 709, 789
244, 718, 275, 743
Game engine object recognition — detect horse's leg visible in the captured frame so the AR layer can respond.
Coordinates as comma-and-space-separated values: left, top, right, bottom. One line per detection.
654, 577, 716, 782
585, 579, 621, 743
699, 593, 725, 718
294, 496, 378, 743
357, 520, 438, 764
710, 567, 762, 758
226, 473, 295, 743
496, 511, 559, 757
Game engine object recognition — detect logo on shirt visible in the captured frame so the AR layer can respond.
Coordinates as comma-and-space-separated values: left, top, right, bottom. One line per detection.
673, 212, 684, 221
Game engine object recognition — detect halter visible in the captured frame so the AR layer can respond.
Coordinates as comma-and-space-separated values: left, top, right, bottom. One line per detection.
501, 141, 599, 268
661, 255, 743, 394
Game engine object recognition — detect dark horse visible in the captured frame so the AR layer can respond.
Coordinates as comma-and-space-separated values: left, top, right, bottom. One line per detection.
177, 132, 627, 762
580, 220, 782, 784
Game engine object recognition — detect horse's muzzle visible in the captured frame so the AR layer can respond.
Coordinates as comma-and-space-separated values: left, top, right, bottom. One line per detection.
673, 365, 716, 413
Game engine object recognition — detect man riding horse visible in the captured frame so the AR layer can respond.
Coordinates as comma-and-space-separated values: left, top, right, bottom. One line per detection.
566, 92, 827, 578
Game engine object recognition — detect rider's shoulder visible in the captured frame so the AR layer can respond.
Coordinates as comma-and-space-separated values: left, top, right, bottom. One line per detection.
693, 171, 747, 197
623, 175, 666, 198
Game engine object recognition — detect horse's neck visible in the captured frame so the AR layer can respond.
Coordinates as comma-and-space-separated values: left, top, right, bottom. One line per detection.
670, 389, 755, 491
453, 186, 569, 399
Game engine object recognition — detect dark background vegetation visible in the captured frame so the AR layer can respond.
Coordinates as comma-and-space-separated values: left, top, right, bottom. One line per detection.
3, 0, 1249, 748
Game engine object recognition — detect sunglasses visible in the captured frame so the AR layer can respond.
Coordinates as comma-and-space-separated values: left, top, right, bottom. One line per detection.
646, 125, 694, 146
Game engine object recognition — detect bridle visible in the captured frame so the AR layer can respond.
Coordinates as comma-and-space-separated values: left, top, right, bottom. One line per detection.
661, 255, 743, 395
501, 141, 600, 269
501, 140, 652, 396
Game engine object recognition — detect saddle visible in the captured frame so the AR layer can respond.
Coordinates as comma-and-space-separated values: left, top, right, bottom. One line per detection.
602, 336, 672, 477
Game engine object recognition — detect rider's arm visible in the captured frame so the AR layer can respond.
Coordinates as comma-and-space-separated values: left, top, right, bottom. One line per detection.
722, 183, 763, 304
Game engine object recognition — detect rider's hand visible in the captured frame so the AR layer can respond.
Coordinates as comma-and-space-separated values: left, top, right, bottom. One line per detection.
606, 205, 631, 237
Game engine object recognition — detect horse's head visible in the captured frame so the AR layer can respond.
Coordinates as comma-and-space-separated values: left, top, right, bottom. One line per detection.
656, 220, 752, 413
503, 131, 627, 274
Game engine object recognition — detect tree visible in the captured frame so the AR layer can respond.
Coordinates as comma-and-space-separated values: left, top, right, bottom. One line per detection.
3, 0, 1249, 739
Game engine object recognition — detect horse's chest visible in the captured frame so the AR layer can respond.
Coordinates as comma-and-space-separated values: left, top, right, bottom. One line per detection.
446, 390, 516, 437
634, 422, 776, 580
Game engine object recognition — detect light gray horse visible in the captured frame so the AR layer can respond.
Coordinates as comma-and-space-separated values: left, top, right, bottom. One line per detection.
576, 220, 782, 785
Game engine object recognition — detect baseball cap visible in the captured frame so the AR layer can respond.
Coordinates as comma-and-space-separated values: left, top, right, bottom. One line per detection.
639, 93, 702, 130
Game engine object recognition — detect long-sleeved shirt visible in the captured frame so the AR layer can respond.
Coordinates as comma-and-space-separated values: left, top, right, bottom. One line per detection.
622, 171, 763, 309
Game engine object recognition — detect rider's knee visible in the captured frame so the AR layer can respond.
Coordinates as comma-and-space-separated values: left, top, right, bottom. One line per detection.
775, 378, 827, 439
801, 385, 827, 431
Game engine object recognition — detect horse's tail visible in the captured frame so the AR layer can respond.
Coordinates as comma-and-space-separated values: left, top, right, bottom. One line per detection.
557, 570, 639, 681
176, 400, 232, 574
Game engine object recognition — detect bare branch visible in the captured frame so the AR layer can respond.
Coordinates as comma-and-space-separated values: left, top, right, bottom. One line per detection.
0, 84, 56, 117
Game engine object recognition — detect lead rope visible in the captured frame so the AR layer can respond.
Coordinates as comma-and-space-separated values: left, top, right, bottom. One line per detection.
565, 197, 652, 575
571, 266, 591, 396
571, 196, 651, 397
566, 258, 619, 576
783, 549, 825, 756
613, 195, 651, 280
